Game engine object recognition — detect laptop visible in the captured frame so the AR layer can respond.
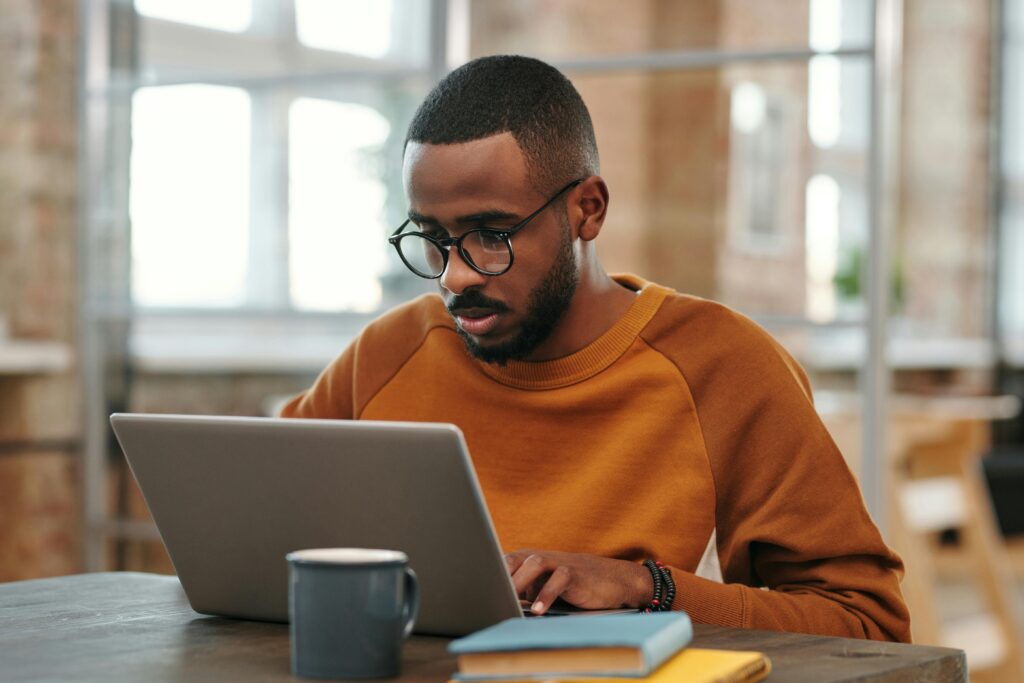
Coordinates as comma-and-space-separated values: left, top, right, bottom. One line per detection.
109, 413, 526, 636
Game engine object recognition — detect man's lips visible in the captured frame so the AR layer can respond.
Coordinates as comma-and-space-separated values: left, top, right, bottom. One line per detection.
452, 309, 502, 336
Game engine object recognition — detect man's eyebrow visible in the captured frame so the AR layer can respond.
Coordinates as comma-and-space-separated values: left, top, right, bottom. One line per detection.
406, 210, 438, 226
407, 209, 522, 226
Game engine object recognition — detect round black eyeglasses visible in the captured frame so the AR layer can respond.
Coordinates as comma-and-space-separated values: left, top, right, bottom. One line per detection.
387, 178, 584, 279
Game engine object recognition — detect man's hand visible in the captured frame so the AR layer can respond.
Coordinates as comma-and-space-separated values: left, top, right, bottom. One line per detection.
504, 549, 654, 615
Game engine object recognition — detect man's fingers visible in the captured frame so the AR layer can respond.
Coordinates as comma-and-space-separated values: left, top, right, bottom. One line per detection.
510, 553, 550, 597
505, 549, 540, 575
531, 565, 572, 615
505, 549, 643, 611
504, 551, 527, 575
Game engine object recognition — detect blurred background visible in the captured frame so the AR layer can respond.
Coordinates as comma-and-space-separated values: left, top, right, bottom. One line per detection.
1, 0, 1023, 679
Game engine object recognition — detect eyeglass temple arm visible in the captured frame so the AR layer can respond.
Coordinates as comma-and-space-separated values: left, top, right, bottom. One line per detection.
503, 178, 585, 237
391, 177, 585, 240
390, 220, 411, 239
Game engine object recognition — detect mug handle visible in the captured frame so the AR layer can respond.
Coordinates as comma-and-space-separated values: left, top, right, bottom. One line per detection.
401, 567, 420, 639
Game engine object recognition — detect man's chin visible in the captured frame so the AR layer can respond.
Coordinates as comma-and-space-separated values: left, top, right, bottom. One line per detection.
455, 328, 523, 366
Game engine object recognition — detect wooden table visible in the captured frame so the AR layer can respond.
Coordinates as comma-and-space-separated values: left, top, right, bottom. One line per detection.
0, 573, 964, 682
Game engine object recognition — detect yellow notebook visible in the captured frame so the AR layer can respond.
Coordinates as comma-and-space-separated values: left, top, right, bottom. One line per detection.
643, 649, 770, 683
449, 648, 771, 683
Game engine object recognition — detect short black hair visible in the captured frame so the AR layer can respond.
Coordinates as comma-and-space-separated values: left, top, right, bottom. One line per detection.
405, 55, 599, 194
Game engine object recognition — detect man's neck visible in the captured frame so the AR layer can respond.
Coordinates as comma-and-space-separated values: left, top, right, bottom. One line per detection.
522, 271, 638, 362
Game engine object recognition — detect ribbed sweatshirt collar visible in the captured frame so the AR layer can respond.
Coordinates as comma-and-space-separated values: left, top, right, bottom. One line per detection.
475, 274, 670, 390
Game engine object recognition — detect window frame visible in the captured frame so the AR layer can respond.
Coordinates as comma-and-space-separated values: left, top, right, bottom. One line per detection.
125, 2, 439, 316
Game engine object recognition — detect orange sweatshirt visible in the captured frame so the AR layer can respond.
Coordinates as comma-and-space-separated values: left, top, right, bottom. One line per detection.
281, 274, 911, 642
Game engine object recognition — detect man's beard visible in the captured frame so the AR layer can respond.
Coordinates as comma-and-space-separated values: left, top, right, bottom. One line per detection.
449, 218, 579, 366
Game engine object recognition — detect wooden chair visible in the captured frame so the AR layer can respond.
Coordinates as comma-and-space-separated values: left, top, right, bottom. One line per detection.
819, 394, 1024, 683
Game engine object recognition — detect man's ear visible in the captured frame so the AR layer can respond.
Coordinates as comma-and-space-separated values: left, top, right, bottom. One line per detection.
575, 176, 609, 242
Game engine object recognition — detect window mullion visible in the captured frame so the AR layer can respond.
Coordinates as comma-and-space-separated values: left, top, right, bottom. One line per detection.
246, 87, 291, 309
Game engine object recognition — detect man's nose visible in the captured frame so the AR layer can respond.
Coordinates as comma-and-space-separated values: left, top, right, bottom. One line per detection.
440, 247, 488, 295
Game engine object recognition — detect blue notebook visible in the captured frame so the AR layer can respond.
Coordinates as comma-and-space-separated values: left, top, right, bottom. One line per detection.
448, 612, 693, 680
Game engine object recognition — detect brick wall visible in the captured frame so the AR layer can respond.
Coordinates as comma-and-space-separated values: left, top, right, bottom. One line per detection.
466, 0, 994, 341
900, 0, 993, 339
0, 0, 81, 581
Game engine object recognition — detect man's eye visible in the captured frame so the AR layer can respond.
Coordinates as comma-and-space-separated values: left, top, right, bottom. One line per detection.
411, 224, 442, 238
468, 225, 507, 236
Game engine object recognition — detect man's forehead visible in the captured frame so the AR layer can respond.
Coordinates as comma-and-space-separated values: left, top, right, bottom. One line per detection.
402, 134, 532, 207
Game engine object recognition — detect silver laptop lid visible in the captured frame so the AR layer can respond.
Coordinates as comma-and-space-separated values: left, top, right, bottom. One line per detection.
109, 413, 523, 636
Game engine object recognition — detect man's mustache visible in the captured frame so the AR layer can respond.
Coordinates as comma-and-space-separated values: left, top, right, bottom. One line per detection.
446, 291, 510, 315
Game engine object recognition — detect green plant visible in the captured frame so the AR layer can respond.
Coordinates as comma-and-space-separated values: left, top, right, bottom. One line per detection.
833, 245, 904, 311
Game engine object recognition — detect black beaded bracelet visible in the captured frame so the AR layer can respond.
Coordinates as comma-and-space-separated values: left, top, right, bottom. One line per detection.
642, 559, 676, 612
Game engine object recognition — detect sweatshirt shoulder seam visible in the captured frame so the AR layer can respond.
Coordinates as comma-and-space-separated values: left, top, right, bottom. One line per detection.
354, 319, 454, 418
636, 335, 721, 539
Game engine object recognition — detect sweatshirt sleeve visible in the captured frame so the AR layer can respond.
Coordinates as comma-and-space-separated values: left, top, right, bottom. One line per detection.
279, 293, 452, 420
279, 342, 357, 419
645, 299, 911, 643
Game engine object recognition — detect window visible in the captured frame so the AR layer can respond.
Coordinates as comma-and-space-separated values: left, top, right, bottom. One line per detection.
130, 85, 252, 308
1001, 0, 1024, 363
295, 0, 392, 57
288, 98, 390, 312
805, 173, 841, 322
125, 0, 434, 314
134, 0, 252, 32
727, 81, 789, 251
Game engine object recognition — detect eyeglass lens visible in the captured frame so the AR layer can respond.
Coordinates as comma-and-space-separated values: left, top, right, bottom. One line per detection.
398, 231, 511, 278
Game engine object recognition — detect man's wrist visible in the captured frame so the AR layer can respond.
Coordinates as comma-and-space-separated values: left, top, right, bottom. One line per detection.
628, 560, 655, 608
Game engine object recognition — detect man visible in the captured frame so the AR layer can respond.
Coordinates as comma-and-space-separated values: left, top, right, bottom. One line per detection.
282, 55, 911, 642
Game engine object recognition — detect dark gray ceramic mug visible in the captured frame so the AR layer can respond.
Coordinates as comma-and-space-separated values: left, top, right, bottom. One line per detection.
286, 548, 419, 680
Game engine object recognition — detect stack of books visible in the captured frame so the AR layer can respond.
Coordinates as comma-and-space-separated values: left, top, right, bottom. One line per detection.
447, 612, 770, 683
